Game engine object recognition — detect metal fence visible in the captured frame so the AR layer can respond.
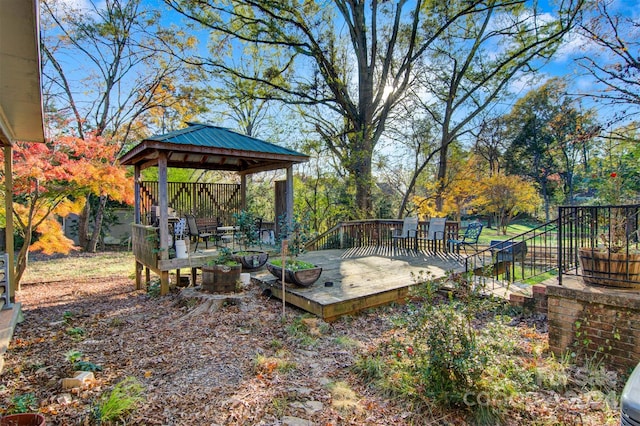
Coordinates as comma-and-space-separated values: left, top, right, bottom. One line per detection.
558, 204, 640, 286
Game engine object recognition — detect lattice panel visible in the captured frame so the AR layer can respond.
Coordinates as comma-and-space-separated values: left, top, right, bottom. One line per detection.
139, 181, 242, 225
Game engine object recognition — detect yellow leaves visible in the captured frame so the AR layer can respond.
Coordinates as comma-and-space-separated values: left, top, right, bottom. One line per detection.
473, 172, 541, 233
474, 172, 541, 215
54, 197, 85, 217
29, 217, 77, 255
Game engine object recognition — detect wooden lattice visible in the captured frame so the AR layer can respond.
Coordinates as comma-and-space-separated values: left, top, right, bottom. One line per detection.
139, 181, 242, 225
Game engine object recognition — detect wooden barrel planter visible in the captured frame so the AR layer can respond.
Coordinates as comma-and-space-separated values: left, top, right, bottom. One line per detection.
201, 264, 242, 293
266, 262, 322, 287
0, 413, 46, 426
579, 248, 640, 289
232, 251, 269, 271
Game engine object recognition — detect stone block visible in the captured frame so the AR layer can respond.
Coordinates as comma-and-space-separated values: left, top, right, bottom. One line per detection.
62, 371, 95, 390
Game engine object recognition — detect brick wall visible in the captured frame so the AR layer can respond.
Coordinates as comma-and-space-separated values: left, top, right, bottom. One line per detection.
508, 284, 547, 314
546, 283, 640, 371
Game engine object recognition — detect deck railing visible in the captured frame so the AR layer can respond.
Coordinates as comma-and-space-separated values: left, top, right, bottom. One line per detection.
463, 219, 560, 284
462, 204, 640, 287
305, 219, 459, 252
558, 204, 640, 285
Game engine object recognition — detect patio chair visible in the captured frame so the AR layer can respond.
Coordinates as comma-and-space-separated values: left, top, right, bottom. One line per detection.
448, 221, 483, 254
185, 214, 217, 251
418, 217, 447, 251
392, 216, 419, 254
173, 218, 187, 240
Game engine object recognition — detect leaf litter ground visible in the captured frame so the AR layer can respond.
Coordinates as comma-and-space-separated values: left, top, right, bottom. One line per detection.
0, 252, 622, 425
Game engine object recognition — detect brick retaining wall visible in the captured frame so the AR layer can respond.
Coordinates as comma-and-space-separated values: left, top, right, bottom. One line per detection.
545, 281, 640, 371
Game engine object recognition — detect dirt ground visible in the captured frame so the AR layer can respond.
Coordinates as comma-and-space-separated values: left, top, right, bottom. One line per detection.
0, 252, 623, 425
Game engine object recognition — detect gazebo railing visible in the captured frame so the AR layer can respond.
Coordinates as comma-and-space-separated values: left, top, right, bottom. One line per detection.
132, 224, 161, 268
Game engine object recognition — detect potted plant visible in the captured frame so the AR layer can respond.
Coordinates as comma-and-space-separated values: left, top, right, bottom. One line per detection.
266, 214, 322, 287
578, 206, 640, 289
201, 247, 242, 293
578, 173, 640, 288
231, 210, 269, 270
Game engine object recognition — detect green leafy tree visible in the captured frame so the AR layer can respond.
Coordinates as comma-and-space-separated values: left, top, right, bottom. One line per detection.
504, 79, 598, 215
410, 0, 584, 211
591, 124, 640, 204
504, 81, 562, 220
166, 0, 584, 219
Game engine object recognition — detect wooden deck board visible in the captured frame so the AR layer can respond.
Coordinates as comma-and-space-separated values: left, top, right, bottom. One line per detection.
253, 248, 465, 321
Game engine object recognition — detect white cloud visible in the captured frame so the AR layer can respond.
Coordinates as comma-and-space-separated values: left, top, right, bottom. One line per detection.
49, 0, 106, 19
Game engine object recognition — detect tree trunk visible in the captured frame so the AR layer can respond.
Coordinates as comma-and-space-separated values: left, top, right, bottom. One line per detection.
87, 195, 108, 253
78, 200, 90, 250
349, 134, 374, 219
14, 230, 32, 289
354, 168, 373, 219
435, 143, 450, 212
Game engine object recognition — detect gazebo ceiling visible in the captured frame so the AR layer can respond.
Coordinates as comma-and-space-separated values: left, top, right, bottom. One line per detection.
119, 122, 309, 174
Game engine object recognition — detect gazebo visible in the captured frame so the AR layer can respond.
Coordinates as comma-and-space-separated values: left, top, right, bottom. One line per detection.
119, 122, 309, 295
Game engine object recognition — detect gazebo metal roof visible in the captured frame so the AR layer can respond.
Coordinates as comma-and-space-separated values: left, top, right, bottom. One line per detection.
119, 122, 309, 174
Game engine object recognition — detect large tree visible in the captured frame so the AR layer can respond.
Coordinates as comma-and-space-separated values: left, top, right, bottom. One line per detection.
411, 0, 584, 210
576, 0, 640, 120
504, 79, 597, 216
169, 0, 562, 218
41, 0, 193, 251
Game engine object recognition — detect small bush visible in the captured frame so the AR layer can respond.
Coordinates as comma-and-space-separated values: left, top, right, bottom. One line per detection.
412, 301, 487, 406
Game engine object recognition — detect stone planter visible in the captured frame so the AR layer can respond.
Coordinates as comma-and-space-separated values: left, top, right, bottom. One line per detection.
201, 264, 242, 293
579, 248, 640, 289
266, 262, 322, 287
232, 250, 269, 271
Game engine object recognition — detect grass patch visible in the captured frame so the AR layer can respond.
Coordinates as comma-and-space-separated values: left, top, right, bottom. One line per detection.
477, 223, 538, 244
334, 335, 359, 349
328, 381, 360, 414
22, 251, 135, 283
94, 377, 145, 423
523, 270, 558, 285
253, 352, 297, 376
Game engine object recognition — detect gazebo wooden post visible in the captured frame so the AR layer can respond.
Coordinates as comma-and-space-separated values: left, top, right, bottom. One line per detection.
134, 166, 141, 224
240, 174, 247, 211
157, 152, 170, 295
286, 165, 294, 231
4, 145, 15, 298
133, 165, 144, 291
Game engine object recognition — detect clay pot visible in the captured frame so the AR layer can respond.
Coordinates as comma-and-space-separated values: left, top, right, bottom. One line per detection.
0, 413, 46, 426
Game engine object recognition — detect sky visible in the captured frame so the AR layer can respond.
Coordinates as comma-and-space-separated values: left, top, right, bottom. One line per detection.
47, 0, 640, 137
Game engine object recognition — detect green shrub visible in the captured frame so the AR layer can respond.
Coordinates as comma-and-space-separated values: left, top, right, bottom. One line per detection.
412, 301, 487, 406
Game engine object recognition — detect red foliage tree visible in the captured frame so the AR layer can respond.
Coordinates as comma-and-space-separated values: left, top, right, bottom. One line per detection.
0, 134, 132, 286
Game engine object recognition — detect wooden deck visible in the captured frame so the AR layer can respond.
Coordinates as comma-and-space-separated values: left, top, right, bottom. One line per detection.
252, 247, 465, 321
